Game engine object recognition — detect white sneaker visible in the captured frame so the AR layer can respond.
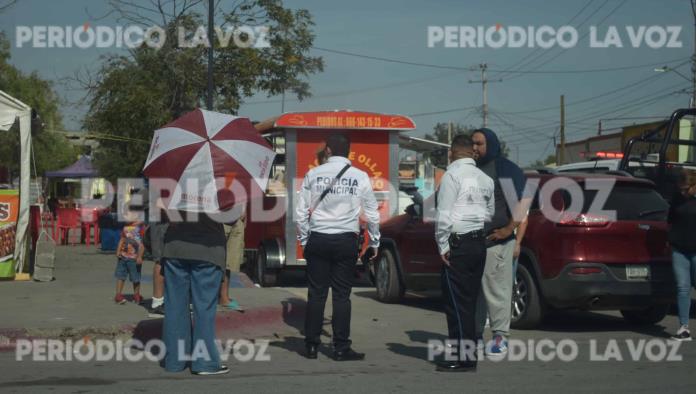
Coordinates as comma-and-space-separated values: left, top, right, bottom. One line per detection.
485, 335, 508, 359
670, 326, 692, 341
192, 365, 230, 376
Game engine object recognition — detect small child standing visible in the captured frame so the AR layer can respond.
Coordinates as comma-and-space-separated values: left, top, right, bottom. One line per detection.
114, 220, 144, 304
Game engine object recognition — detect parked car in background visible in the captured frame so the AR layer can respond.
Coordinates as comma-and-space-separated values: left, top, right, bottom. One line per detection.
555, 159, 622, 174
555, 154, 661, 175
370, 171, 675, 329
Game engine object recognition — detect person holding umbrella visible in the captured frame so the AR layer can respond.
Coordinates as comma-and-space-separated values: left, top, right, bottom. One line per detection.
143, 109, 276, 375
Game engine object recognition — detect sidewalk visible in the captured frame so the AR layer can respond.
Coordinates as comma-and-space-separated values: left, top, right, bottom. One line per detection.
0, 246, 305, 350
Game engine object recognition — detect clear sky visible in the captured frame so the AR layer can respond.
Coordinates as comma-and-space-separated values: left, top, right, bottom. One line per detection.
0, 0, 693, 165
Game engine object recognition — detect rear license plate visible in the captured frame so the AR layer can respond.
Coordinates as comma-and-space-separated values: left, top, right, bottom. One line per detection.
626, 265, 650, 280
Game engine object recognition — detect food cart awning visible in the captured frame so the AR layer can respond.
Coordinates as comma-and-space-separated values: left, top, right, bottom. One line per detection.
255, 110, 416, 132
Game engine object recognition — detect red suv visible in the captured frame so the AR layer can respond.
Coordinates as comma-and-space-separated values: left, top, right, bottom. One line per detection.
370, 171, 675, 329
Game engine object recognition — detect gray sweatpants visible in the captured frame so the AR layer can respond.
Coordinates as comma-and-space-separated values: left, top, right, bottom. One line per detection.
475, 238, 515, 338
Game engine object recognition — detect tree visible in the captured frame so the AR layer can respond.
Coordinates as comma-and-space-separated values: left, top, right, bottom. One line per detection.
85, 0, 324, 180
423, 122, 510, 168
529, 154, 556, 168
423, 122, 473, 168
0, 32, 76, 181
424, 122, 472, 144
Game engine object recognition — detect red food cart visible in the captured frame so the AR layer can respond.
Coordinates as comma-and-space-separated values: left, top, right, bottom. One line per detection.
244, 110, 416, 286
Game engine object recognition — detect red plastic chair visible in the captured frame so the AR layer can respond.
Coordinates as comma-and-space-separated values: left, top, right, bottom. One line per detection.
56, 208, 81, 245
40, 211, 56, 242
80, 208, 100, 247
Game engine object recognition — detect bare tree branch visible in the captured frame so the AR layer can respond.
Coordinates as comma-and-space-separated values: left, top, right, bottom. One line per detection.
177, 0, 203, 19
83, 6, 119, 22
103, 0, 207, 28
107, 0, 173, 26
0, 0, 17, 13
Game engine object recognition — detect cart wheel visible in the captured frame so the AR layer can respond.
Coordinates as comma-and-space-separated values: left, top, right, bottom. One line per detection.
256, 243, 279, 287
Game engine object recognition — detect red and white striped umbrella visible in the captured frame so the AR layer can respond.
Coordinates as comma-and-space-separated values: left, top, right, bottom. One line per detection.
142, 109, 275, 212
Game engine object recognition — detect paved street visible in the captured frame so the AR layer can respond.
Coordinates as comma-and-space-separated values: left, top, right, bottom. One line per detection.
3, 0, 696, 392
0, 247, 694, 393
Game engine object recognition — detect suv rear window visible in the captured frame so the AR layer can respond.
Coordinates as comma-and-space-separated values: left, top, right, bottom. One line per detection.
565, 183, 668, 221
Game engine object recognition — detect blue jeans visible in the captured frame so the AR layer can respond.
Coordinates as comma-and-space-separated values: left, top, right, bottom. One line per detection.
163, 258, 223, 373
115, 258, 141, 283
672, 250, 696, 326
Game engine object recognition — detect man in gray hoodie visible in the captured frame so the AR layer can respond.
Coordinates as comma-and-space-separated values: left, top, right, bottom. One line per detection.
472, 128, 531, 358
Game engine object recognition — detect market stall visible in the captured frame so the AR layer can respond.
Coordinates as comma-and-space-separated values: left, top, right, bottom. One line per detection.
0, 90, 32, 278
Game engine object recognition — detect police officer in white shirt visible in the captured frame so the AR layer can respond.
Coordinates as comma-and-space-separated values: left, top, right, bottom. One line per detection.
295, 134, 380, 361
435, 134, 494, 372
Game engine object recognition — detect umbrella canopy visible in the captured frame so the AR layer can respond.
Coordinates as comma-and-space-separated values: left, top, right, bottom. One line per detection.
143, 109, 275, 212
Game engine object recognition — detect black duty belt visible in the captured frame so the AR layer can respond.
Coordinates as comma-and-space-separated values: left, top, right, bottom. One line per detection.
448, 229, 485, 247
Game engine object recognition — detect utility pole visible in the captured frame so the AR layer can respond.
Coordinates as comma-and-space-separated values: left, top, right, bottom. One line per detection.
469, 63, 501, 128
206, 0, 214, 110
448, 122, 453, 144
515, 145, 519, 165
482, 64, 488, 127
692, 0, 696, 107
281, 90, 286, 113
560, 95, 566, 165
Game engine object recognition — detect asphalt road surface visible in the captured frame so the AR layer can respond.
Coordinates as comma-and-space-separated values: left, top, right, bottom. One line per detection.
0, 274, 694, 393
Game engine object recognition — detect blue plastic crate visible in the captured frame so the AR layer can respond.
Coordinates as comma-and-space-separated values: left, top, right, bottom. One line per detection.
100, 227, 121, 251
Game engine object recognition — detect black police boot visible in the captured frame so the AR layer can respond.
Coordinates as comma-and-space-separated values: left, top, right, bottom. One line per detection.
305, 344, 318, 359
435, 360, 477, 372
332, 348, 365, 361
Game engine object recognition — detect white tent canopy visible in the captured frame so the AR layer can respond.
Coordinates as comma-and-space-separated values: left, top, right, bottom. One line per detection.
0, 90, 32, 273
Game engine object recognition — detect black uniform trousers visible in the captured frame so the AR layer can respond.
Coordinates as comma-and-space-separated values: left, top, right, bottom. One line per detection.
303, 231, 359, 351
441, 231, 487, 363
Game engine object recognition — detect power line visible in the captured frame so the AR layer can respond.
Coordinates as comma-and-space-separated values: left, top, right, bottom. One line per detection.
312, 46, 473, 71
503, 0, 628, 82
496, 83, 686, 144
243, 70, 465, 105
498, 58, 685, 74
311, 46, 687, 75
494, 0, 603, 80
497, 59, 690, 115
408, 105, 480, 118
51, 130, 150, 144
497, 0, 611, 80
504, 85, 686, 145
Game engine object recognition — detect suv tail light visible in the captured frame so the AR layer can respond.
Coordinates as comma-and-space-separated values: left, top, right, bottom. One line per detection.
557, 213, 610, 227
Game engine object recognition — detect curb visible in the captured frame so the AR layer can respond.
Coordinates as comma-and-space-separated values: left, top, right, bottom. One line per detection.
0, 300, 306, 353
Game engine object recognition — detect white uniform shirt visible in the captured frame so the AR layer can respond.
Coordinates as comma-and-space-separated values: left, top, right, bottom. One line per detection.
435, 158, 495, 255
295, 156, 381, 247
